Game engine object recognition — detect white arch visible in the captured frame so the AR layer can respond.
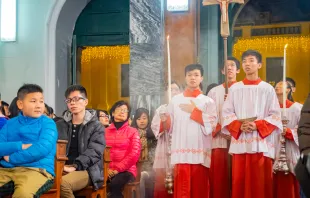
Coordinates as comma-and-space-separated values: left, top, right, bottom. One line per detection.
45, 0, 67, 111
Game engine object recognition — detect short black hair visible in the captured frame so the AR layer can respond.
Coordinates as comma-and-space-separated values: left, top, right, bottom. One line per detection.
1, 101, 9, 107
65, 85, 87, 98
17, 84, 43, 100
9, 97, 20, 118
109, 100, 131, 122
185, 64, 204, 76
286, 77, 296, 87
45, 103, 54, 116
0, 101, 9, 115
205, 83, 218, 95
227, 57, 240, 69
96, 109, 109, 119
242, 50, 262, 63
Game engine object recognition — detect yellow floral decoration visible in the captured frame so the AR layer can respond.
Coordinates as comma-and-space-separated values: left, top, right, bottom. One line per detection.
233, 36, 310, 56
81, 46, 130, 63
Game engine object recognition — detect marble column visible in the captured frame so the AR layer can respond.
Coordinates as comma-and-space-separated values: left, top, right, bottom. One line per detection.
199, 5, 221, 90
129, 0, 164, 117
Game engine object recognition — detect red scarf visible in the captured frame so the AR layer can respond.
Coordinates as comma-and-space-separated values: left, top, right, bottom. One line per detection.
242, 78, 262, 85
279, 100, 294, 108
183, 88, 201, 98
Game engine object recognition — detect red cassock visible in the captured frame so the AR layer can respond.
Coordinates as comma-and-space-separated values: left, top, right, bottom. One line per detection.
154, 168, 173, 198
174, 164, 210, 198
274, 172, 300, 198
210, 148, 230, 198
231, 153, 273, 198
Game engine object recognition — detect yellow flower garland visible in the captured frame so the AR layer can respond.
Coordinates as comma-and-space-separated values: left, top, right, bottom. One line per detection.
81, 46, 130, 63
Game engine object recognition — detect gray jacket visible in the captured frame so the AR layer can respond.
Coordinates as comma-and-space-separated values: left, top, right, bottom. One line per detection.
56, 109, 105, 190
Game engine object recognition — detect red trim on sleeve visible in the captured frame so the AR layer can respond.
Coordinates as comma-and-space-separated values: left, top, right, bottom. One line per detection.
190, 108, 204, 126
254, 120, 277, 139
285, 128, 294, 140
212, 123, 222, 137
227, 120, 242, 139
159, 116, 171, 133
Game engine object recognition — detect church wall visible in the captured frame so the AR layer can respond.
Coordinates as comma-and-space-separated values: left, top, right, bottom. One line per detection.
164, 0, 198, 86
0, 0, 55, 103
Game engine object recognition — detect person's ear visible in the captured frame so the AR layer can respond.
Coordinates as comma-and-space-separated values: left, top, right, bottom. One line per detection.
17, 99, 23, 110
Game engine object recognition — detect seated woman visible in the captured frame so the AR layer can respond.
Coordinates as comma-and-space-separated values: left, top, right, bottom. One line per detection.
131, 108, 157, 198
96, 109, 111, 128
106, 101, 141, 198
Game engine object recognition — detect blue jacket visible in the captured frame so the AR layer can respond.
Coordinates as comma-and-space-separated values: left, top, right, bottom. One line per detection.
0, 113, 58, 176
0, 117, 8, 130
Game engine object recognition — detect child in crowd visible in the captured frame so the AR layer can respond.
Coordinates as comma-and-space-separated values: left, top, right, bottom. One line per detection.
0, 84, 58, 197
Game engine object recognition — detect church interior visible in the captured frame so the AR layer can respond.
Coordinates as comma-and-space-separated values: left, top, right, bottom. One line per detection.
73, 0, 310, 112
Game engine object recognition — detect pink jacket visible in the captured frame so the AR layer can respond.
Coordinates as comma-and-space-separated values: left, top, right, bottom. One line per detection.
105, 122, 141, 177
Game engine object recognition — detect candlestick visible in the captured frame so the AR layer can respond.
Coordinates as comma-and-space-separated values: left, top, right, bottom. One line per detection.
283, 44, 288, 118
167, 35, 172, 102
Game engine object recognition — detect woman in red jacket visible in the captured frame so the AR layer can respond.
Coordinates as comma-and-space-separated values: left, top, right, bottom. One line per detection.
106, 100, 141, 198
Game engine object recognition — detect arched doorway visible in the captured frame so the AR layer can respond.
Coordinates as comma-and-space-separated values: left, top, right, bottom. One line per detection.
46, 0, 129, 113
73, 0, 129, 111
46, 0, 91, 113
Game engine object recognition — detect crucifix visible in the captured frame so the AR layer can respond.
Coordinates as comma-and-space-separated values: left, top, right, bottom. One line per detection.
203, 0, 244, 93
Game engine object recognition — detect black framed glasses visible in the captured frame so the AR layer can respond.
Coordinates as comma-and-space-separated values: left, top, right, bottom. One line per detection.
65, 97, 86, 104
99, 114, 110, 119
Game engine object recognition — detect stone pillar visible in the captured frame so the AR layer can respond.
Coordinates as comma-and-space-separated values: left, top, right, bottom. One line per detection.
129, 0, 164, 116
199, 5, 220, 90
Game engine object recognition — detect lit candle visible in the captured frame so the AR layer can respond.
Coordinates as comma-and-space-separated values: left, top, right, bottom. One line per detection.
167, 35, 172, 102
283, 44, 288, 118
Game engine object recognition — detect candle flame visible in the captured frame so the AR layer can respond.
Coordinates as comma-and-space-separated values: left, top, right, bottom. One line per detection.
167, 35, 170, 39
284, 44, 288, 49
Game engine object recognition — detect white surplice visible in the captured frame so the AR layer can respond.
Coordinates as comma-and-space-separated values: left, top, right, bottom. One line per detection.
151, 104, 169, 169
221, 81, 283, 159
208, 84, 230, 149
274, 102, 301, 175
167, 93, 217, 168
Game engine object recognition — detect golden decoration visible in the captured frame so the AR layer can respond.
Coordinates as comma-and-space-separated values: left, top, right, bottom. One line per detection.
233, 36, 310, 56
81, 46, 130, 63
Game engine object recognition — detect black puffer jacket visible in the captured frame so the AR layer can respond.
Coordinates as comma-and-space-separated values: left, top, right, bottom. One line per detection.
296, 94, 310, 197
56, 110, 105, 190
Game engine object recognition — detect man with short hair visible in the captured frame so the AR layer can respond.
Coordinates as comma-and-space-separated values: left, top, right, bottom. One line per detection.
207, 57, 240, 198
222, 50, 282, 198
162, 64, 217, 198
57, 85, 105, 198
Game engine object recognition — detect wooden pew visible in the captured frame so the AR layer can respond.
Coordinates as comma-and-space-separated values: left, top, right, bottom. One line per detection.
74, 146, 111, 198
41, 140, 68, 198
4, 140, 68, 198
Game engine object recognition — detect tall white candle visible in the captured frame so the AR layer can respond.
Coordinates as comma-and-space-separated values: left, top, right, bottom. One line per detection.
167, 35, 172, 102
283, 44, 288, 118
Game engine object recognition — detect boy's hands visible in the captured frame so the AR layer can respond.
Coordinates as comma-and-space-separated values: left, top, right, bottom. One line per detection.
1, 144, 32, 162
64, 165, 76, 173
4, 156, 9, 162
22, 144, 32, 150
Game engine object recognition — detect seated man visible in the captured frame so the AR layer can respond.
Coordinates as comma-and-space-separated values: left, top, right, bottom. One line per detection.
0, 84, 58, 198
56, 85, 105, 198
